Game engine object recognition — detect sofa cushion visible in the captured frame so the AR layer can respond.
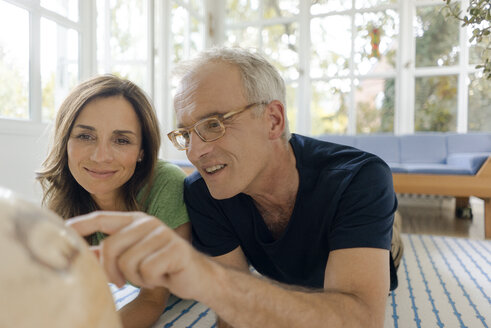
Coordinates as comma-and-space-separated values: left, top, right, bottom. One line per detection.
446, 152, 490, 174
402, 163, 474, 175
355, 135, 400, 164
386, 163, 407, 173
447, 133, 491, 154
400, 134, 447, 164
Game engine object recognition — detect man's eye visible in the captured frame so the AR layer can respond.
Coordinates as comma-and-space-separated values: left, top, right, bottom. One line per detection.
206, 120, 221, 130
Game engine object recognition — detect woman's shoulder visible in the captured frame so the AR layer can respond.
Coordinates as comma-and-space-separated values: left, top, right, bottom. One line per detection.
155, 159, 185, 176
153, 159, 187, 182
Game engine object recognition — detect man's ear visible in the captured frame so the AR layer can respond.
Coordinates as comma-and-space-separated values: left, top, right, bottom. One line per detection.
266, 100, 286, 140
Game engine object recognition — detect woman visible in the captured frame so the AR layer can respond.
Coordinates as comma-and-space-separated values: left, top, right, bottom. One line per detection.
37, 75, 190, 328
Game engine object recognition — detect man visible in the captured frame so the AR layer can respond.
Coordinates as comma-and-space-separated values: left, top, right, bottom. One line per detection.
68, 47, 397, 328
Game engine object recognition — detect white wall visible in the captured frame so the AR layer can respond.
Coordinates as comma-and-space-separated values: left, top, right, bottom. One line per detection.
0, 119, 51, 204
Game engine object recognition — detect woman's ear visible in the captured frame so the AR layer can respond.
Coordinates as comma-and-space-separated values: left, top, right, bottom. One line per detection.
267, 100, 286, 140
137, 150, 144, 162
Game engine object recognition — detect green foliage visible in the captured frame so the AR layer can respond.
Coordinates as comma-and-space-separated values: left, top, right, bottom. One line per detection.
356, 79, 394, 134
416, 6, 459, 67
415, 76, 457, 132
380, 78, 395, 132
443, 0, 491, 79
41, 73, 55, 121
311, 85, 349, 135
468, 75, 491, 131
0, 47, 28, 119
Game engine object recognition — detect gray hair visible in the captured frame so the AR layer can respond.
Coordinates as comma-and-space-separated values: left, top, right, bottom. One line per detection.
175, 47, 291, 141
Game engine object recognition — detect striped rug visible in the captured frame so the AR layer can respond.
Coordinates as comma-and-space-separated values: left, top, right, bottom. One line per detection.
385, 234, 491, 328
112, 234, 490, 328
111, 284, 217, 327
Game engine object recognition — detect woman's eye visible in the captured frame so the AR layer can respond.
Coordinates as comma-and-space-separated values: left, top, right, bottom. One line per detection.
115, 138, 130, 145
76, 134, 94, 141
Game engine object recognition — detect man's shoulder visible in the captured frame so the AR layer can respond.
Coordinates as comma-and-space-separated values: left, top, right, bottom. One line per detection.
291, 134, 386, 173
184, 170, 204, 188
183, 171, 215, 202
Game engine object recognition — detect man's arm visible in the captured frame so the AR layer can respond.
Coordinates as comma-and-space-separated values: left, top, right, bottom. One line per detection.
201, 247, 389, 328
210, 247, 249, 328
67, 212, 389, 328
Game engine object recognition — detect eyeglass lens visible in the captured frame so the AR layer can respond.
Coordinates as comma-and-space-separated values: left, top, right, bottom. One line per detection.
175, 118, 225, 148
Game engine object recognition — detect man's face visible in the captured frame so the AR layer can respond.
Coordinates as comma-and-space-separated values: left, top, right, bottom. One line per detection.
174, 62, 271, 199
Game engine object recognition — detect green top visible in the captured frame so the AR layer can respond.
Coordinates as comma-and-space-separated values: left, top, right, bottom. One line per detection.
93, 160, 189, 244
137, 160, 189, 229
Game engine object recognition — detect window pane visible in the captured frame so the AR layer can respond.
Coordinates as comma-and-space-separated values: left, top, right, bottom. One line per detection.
311, 16, 351, 79
415, 75, 457, 132
109, 0, 147, 62
286, 82, 297, 133
415, 5, 459, 68
41, 19, 79, 122
188, 0, 205, 17
262, 23, 299, 81
111, 65, 146, 88
468, 73, 491, 132
355, 78, 395, 133
354, 10, 398, 75
41, 0, 78, 22
226, 0, 259, 23
0, 1, 29, 119
310, 0, 351, 15
355, 0, 397, 9
264, 0, 299, 19
97, 0, 149, 91
171, 4, 187, 65
469, 28, 490, 66
311, 79, 350, 135
225, 27, 259, 48
170, 3, 204, 66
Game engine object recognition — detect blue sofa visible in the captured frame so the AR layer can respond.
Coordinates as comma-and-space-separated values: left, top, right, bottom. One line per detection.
317, 133, 491, 176
316, 132, 491, 239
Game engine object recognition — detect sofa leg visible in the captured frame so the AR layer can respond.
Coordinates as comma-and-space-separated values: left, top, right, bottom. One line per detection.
485, 198, 491, 240
455, 197, 473, 219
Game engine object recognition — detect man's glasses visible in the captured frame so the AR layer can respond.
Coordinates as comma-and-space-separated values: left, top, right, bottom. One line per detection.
167, 102, 267, 150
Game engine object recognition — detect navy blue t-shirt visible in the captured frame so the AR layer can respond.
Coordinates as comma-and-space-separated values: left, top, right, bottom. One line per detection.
184, 134, 397, 288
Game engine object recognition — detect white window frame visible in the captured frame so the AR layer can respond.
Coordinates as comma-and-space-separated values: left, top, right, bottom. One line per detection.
214, 0, 483, 137
0, 0, 95, 129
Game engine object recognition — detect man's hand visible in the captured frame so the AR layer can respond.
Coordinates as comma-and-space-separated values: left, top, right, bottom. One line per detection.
66, 211, 213, 300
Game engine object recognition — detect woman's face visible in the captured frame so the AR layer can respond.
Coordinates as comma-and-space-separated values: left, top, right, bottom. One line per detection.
67, 96, 143, 205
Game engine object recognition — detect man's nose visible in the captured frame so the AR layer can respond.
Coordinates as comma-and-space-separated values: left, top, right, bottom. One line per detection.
90, 141, 114, 162
186, 132, 213, 161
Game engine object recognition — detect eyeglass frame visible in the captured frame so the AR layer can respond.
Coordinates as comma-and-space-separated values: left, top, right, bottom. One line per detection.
167, 101, 268, 151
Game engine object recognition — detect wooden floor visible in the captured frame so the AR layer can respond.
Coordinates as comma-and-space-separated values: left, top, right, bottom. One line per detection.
397, 194, 485, 240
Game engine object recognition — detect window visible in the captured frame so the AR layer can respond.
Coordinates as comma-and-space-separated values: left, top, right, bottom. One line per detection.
413, 1, 490, 133
224, 0, 300, 131
157, 0, 206, 160
0, 0, 82, 122
97, 0, 151, 93
0, 0, 488, 161
224, 0, 489, 136
0, 1, 29, 120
